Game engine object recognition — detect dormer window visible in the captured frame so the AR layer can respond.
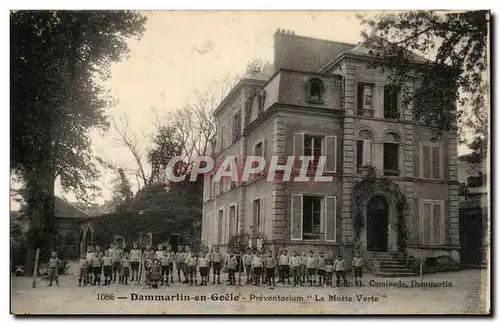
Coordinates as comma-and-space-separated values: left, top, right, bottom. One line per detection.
307, 78, 324, 103
258, 90, 266, 113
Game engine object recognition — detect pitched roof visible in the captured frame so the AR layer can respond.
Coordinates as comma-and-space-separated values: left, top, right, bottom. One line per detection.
54, 197, 92, 219
347, 42, 429, 63
273, 31, 356, 73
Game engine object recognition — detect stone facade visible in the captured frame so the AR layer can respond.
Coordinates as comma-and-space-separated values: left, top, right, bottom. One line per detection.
201, 30, 460, 264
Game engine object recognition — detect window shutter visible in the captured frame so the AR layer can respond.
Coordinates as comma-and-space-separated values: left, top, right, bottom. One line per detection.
217, 210, 222, 245
364, 140, 373, 166
422, 145, 431, 179
432, 146, 441, 179
293, 133, 305, 169
325, 196, 336, 242
261, 139, 267, 177
325, 136, 337, 172
432, 203, 444, 245
226, 207, 231, 243
421, 201, 432, 245
260, 198, 265, 236
291, 194, 303, 241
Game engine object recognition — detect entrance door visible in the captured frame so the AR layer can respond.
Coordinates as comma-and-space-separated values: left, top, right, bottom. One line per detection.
366, 196, 389, 252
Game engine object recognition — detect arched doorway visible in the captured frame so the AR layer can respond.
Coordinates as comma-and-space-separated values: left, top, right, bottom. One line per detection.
366, 196, 389, 252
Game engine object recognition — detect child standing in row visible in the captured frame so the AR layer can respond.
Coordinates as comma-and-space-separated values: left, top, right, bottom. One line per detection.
92, 252, 102, 286
243, 249, 253, 284
198, 252, 210, 286
290, 251, 301, 286
251, 251, 263, 286
279, 249, 291, 285
111, 244, 123, 283
317, 251, 327, 287
334, 255, 348, 286
306, 251, 317, 286
120, 252, 130, 285
352, 251, 364, 286
47, 252, 60, 287
226, 251, 237, 286
86, 246, 95, 284
186, 252, 198, 286
102, 250, 113, 285
300, 252, 307, 284
264, 251, 276, 289
166, 245, 175, 284
160, 250, 171, 286
175, 246, 187, 283
325, 260, 335, 286
211, 247, 223, 284
78, 254, 88, 286
129, 243, 141, 282
149, 259, 161, 289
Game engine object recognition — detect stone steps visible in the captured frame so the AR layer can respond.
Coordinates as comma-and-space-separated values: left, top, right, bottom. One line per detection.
374, 271, 418, 277
369, 254, 419, 277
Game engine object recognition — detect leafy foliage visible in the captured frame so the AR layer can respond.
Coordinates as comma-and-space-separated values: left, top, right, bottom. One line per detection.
93, 173, 203, 249
359, 10, 489, 152
10, 11, 147, 264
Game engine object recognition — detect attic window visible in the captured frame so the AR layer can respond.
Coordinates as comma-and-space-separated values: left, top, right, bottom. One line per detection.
307, 78, 324, 103
258, 90, 266, 113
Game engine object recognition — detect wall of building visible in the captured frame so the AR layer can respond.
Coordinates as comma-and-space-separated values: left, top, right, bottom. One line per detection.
277, 71, 342, 110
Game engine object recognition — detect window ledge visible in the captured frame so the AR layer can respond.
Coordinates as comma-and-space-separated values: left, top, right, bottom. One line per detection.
362, 109, 374, 117
306, 98, 324, 104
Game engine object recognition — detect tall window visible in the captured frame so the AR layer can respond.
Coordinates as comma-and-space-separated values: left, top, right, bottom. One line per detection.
383, 133, 399, 176
209, 174, 214, 199
357, 83, 374, 116
232, 111, 242, 141
303, 196, 322, 240
255, 142, 263, 157
384, 85, 399, 119
217, 209, 223, 244
244, 98, 252, 127
356, 130, 373, 172
304, 135, 323, 166
218, 177, 224, 195
229, 206, 236, 238
307, 78, 324, 103
253, 199, 261, 233
420, 142, 442, 180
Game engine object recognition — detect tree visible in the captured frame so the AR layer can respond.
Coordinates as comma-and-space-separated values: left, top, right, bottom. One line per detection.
111, 167, 134, 204
359, 10, 489, 159
10, 11, 147, 265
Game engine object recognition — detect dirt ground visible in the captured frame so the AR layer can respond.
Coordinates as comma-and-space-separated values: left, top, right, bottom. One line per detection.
11, 267, 489, 315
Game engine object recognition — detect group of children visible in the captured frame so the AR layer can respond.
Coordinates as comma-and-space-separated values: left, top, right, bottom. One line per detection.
46, 243, 365, 289
240, 249, 365, 288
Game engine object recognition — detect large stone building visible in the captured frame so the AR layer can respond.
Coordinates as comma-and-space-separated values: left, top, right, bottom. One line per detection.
201, 29, 460, 266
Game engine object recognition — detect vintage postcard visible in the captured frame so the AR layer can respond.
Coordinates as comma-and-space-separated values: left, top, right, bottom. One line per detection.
10, 9, 490, 315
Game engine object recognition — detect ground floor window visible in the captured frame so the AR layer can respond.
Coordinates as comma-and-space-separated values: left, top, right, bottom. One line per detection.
302, 196, 322, 240
253, 199, 261, 233
291, 194, 336, 242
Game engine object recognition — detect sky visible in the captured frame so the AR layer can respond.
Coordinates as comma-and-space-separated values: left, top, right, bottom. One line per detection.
10, 11, 472, 209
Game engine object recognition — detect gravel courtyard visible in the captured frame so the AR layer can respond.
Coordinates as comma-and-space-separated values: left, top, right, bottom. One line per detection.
11, 268, 489, 315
